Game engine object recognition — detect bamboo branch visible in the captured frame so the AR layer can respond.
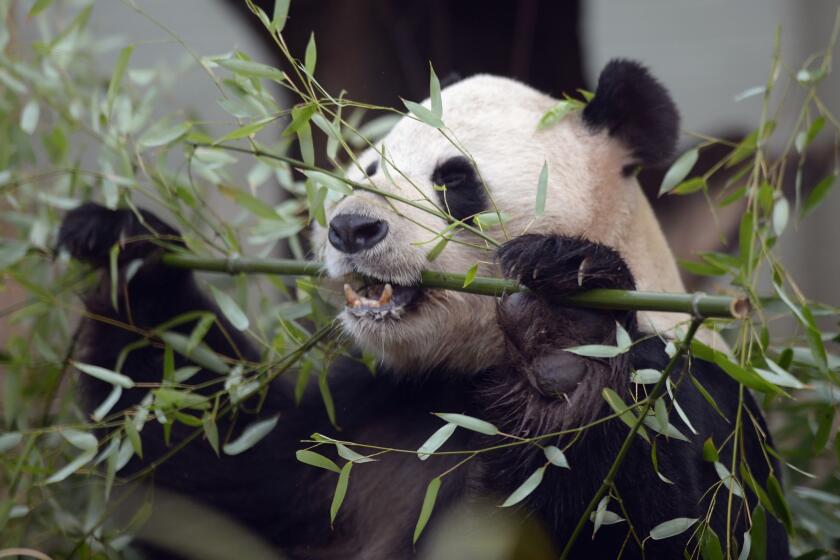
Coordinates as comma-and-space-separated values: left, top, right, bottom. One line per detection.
160, 254, 749, 320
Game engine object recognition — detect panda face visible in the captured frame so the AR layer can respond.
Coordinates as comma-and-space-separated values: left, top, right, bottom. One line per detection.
316, 67, 686, 373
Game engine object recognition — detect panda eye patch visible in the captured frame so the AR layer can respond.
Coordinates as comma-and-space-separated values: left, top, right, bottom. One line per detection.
365, 160, 378, 177
431, 157, 487, 221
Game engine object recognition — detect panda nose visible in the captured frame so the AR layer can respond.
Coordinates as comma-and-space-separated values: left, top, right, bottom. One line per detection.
328, 213, 389, 254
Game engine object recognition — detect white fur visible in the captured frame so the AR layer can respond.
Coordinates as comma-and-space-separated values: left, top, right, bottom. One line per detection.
316, 75, 703, 373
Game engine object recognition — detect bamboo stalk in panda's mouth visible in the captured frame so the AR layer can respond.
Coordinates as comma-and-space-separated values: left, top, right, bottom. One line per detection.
159, 253, 750, 320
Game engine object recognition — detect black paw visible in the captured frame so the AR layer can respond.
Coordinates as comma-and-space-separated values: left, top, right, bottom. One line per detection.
498, 234, 635, 295
57, 203, 180, 267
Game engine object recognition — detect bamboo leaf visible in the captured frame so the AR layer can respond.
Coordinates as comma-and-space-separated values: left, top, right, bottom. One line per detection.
203, 414, 220, 456
20, 100, 40, 134
402, 99, 444, 128
615, 322, 632, 351
223, 415, 279, 455
92, 385, 123, 422
659, 148, 699, 196
296, 449, 341, 473
801, 174, 836, 218
702, 437, 719, 462
434, 413, 498, 436
300, 170, 352, 195
714, 462, 744, 498
106, 46, 134, 118
124, 417, 142, 458
463, 263, 478, 288
631, 369, 662, 385
672, 177, 707, 195
537, 99, 582, 129
214, 117, 273, 144
217, 58, 285, 82
700, 525, 723, 560
766, 475, 793, 534
772, 196, 789, 236
210, 286, 249, 331
535, 161, 548, 216
330, 461, 352, 525
271, 0, 291, 32
413, 477, 441, 544
304, 33, 317, 75
417, 422, 457, 460
336, 443, 375, 464
429, 64, 442, 118
73, 361, 135, 389
543, 445, 570, 469
750, 506, 767, 560
602, 388, 650, 443
0, 433, 22, 453
45, 448, 97, 484
649, 517, 698, 540
159, 331, 229, 374
592, 496, 610, 537
501, 466, 545, 508
426, 237, 449, 262
564, 344, 625, 358
138, 121, 192, 148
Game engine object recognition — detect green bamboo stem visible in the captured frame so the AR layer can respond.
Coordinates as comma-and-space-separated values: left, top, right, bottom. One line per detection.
160, 254, 749, 320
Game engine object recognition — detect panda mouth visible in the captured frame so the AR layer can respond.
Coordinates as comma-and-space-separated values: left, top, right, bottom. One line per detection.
343, 280, 423, 321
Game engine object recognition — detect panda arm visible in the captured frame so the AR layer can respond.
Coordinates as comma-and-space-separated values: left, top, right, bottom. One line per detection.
473, 234, 700, 554
58, 204, 343, 541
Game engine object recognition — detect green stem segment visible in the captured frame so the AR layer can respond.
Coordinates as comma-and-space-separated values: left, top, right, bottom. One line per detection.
557, 319, 704, 559
161, 254, 749, 319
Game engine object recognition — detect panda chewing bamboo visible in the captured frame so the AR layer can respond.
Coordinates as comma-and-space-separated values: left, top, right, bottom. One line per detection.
59, 59, 788, 559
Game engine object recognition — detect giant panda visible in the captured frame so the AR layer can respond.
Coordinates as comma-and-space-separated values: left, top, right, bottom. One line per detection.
58, 59, 788, 559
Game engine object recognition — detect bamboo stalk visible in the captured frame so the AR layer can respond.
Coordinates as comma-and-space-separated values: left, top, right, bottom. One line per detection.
160, 254, 749, 320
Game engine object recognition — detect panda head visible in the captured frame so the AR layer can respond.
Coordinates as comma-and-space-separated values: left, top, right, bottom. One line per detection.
316, 59, 685, 373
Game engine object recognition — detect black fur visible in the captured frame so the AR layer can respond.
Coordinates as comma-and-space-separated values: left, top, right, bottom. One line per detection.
430, 156, 488, 221
59, 205, 788, 559
582, 59, 680, 168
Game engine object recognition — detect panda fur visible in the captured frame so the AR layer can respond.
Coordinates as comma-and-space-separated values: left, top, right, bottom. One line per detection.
59, 59, 788, 559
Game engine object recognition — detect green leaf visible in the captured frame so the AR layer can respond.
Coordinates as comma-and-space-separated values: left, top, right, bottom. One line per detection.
214, 117, 273, 144
615, 323, 632, 351
296, 449, 341, 473
46, 448, 97, 484
434, 413, 498, 436
73, 361, 135, 389
702, 437, 719, 462
649, 517, 698, 540
712, 353, 786, 396
795, 116, 825, 154
92, 385, 123, 422
463, 263, 479, 288
0, 433, 22, 453
417, 422, 457, 460
543, 445, 570, 469
336, 443, 375, 464
659, 148, 699, 196
700, 525, 724, 560
217, 58, 285, 82
426, 237, 449, 262
766, 475, 793, 534
159, 331, 229, 374
714, 461, 744, 498
223, 415, 279, 455
754, 359, 803, 389
750, 506, 767, 560
501, 466, 545, 507
218, 184, 281, 220
429, 64, 442, 119
304, 32, 317, 75
300, 170, 353, 195
402, 99, 444, 128
602, 388, 650, 443
28, 0, 54, 16
413, 477, 441, 544
318, 372, 337, 428
187, 314, 216, 354
537, 100, 582, 129
124, 417, 142, 458
210, 286, 249, 331
271, 0, 291, 32
801, 174, 836, 218
106, 46, 134, 118
203, 414, 220, 456
564, 344, 625, 358
772, 196, 789, 236
473, 211, 511, 229
672, 177, 707, 195
19, 100, 39, 134
330, 461, 352, 525
631, 368, 662, 384
813, 405, 835, 452
535, 161, 548, 216
138, 121, 192, 148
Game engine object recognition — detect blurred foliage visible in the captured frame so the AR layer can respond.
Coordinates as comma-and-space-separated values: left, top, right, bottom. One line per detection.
0, 1, 839, 559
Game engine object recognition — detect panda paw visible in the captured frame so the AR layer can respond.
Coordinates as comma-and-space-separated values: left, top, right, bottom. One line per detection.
498, 234, 635, 296
57, 203, 180, 267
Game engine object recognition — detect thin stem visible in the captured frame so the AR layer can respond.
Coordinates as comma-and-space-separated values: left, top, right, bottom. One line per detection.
558, 319, 704, 559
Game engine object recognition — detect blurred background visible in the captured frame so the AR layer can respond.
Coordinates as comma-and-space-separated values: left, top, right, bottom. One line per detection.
86, 0, 840, 303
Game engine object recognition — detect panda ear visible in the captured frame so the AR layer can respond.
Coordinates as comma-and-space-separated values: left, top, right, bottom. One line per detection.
582, 59, 679, 168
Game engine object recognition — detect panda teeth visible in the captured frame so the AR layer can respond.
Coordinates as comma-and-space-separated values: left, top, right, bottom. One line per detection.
344, 284, 362, 308
378, 283, 393, 305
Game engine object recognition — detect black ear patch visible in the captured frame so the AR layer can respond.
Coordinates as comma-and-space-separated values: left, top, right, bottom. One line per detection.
582, 59, 679, 168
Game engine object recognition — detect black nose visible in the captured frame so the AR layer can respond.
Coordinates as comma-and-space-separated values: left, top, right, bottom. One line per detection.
328, 213, 389, 254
